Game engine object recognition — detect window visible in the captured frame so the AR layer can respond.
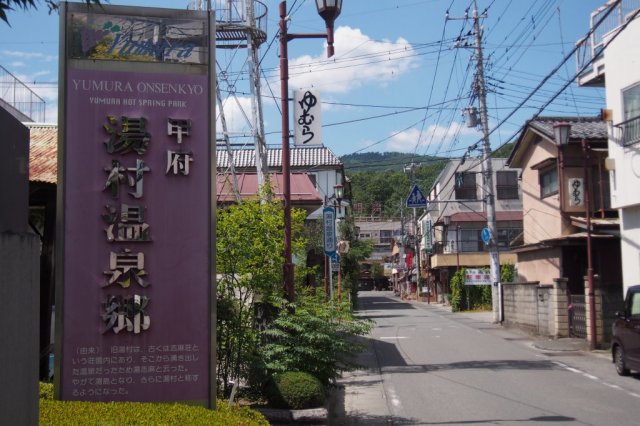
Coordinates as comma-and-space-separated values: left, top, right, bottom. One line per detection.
539, 168, 558, 198
455, 172, 477, 200
622, 83, 640, 145
380, 230, 393, 244
496, 171, 519, 200
629, 292, 640, 319
497, 228, 523, 248
460, 229, 481, 252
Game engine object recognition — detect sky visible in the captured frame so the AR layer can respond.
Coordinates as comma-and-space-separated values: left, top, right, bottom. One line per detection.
0, 0, 613, 160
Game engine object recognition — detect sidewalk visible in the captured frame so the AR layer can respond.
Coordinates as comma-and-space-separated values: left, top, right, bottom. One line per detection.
329, 297, 605, 425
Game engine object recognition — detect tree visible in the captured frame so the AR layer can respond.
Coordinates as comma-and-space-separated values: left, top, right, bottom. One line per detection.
215, 186, 307, 395
1, 0, 100, 25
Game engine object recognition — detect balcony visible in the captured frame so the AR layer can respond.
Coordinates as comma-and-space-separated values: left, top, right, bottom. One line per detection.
616, 114, 640, 146
576, 0, 640, 87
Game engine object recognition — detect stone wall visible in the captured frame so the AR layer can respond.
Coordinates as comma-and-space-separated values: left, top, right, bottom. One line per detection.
502, 279, 569, 338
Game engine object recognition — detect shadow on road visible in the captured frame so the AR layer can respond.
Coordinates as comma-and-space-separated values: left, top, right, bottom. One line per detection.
378, 359, 560, 374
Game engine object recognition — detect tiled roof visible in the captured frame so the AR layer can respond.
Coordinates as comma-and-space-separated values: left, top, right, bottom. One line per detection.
25, 123, 341, 184
216, 173, 322, 204
217, 146, 342, 169
28, 124, 57, 184
528, 116, 607, 141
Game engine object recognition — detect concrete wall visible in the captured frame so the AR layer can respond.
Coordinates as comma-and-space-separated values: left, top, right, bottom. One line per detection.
515, 247, 561, 285
0, 232, 40, 426
0, 107, 29, 233
502, 279, 569, 338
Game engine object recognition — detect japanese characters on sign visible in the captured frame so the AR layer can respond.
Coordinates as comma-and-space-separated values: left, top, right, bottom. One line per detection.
61, 66, 210, 403
464, 269, 492, 285
294, 89, 323, 146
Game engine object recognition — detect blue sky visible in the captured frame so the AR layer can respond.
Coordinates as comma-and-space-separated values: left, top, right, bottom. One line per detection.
0, 0, 610, 157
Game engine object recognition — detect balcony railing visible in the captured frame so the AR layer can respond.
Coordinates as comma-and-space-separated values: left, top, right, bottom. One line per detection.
0, 64, 46, 122
616, 114, 640, 146
576, 0, 640, 78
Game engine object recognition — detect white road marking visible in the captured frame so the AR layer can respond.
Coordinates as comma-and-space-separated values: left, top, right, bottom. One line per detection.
552, 360, 640, 399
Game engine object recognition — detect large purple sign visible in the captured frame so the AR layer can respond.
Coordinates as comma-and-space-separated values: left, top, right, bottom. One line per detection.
59, 65, 211, 402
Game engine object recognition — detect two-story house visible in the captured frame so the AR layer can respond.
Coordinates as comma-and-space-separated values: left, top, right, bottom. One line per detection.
507, 116, 621, 345
576, 0, 640, 296
421, 158, 523, 301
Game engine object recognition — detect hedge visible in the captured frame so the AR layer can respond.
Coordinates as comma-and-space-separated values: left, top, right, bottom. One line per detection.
39, 383, 268, 426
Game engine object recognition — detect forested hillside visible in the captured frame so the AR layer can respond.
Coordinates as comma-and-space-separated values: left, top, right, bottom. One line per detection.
341, 153, 447, 220
342, 144, 514, 220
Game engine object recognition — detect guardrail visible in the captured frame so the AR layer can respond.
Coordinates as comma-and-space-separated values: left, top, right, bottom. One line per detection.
576, 0, 640, 77
0, 64, 46, 122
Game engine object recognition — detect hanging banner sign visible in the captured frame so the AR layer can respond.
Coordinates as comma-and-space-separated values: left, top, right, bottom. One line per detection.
568, 178, 584, 207
294, 89, 322, 146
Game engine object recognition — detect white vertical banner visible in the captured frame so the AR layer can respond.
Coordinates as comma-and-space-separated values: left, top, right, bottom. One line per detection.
294, 89, 322, 146
568, 178, 584, 207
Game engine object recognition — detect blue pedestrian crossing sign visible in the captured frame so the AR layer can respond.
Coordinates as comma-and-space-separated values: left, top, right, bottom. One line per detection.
406, 184, 427, 208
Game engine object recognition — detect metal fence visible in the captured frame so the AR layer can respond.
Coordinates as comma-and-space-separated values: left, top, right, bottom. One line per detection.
0, 64, 46, 122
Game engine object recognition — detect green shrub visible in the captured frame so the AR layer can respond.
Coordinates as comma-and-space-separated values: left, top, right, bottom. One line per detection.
261, 292, 372, 386
39, 383, 268, 426
40, 382, 54, 400
266, 372, 325, 409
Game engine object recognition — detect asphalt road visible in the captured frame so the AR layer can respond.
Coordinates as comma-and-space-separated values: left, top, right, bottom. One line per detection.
330, 291, 640, 425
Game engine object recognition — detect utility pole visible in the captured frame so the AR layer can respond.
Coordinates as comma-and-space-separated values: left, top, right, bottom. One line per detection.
472, 0, 500, 322
451, 1, 501, 322
404, 163, 422, 299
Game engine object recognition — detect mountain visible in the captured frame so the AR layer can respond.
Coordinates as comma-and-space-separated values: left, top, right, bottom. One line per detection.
340, 152, 446, 173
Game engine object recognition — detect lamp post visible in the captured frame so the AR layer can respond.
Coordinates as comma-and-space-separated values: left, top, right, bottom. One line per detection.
553, 122, 597, 350
333, 183, 344, 302
553, 122, 571, 212
280, 0, 342, 303
582, 137, 596, 350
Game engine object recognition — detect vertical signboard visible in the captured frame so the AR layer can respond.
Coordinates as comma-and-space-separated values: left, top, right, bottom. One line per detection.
323, 207, 336, 256
294, 89, 322, 146
55, 4, 214, 405
568, 178, 584, 207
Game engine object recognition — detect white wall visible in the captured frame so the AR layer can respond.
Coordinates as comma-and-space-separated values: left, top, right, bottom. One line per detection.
605, 16, 640, 209
604, 15, 640, 294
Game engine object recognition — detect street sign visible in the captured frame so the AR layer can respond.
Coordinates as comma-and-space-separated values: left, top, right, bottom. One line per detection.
406, 184, 427, 208
481, 227, 491, 244
331, 253, 340, 271
323, 207, 336, 256
464, 269, 491, 285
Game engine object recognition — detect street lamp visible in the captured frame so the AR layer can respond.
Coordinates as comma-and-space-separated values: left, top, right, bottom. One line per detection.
334, 183, 344, 214
553, 122, 571, 211
552, 122, 597, 350
280, 0, 343, 303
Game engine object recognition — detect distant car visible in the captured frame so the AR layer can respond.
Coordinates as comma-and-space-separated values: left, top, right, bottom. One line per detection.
612, 285, 640, 376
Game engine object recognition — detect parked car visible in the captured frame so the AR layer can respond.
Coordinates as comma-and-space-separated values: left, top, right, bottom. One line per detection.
612, 285, 640, 376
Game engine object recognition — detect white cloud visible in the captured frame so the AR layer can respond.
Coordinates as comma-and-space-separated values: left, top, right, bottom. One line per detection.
284, 26, 420, 94
9, 61, 26, 67
216, 95, 256, 136
2, 50, 57, 62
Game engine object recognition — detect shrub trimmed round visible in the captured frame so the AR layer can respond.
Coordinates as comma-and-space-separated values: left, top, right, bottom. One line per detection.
267, 372, 325, 409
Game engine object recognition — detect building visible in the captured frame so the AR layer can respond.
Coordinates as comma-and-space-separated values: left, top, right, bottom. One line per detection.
507, 116, 621, 345
217, 146, 345, 217
421, 158, 523, 301
576, 0, 640, 296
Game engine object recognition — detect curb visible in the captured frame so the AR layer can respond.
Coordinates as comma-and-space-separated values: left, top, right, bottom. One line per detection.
256, 407, 327, 424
